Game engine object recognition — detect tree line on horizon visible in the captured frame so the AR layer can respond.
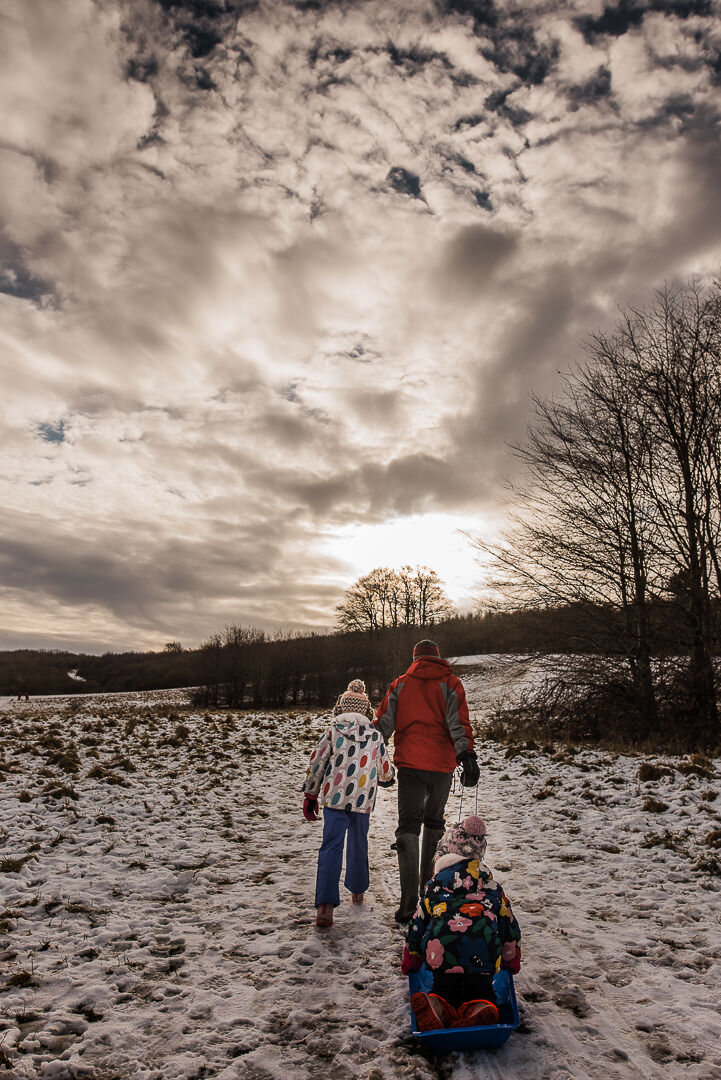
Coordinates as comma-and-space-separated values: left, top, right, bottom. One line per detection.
2, 591, 717, 720
0, 605, 617, 700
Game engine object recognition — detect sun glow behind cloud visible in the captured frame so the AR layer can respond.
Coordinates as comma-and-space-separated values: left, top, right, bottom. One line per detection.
325, 513, 498, 614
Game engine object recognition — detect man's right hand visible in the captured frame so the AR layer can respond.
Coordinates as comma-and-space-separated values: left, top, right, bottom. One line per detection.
457, 750, 480, 787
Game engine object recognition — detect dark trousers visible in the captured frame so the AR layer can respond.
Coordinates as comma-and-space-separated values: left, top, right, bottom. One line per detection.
396, 767, 454, 838
432, 971, 496, 1008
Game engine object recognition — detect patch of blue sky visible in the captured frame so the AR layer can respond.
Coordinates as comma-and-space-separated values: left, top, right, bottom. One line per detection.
37, 420, 66, 443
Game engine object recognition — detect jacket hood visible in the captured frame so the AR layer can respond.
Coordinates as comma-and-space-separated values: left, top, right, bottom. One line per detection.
406, 656, 451, 680
334, 713, 374, 739
434, 856, 495, 888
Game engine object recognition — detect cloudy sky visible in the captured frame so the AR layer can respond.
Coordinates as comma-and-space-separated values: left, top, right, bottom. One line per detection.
2, 0, 721, 653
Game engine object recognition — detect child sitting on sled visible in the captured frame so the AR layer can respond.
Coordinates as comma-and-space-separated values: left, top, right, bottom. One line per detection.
401, 815, 521, 1030
303, 680, 395, 928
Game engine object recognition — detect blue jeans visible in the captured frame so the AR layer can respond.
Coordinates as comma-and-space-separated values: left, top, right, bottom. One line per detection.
315, 807, 370, 907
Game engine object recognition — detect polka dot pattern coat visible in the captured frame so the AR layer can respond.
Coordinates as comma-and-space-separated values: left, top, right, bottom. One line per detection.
303, 712, 395, 814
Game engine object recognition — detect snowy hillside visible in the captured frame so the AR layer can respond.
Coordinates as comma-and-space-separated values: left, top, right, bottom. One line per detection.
1, 669, 720, 1080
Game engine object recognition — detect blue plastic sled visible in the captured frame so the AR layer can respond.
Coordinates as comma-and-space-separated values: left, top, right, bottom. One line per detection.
408, 968, 520, 1052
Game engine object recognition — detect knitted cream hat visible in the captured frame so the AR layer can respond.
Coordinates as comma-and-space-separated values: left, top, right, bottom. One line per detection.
334, 679, 372, 717
435, 815, 487, 861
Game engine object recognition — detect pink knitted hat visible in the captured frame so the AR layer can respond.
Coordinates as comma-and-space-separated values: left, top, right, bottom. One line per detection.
435, 815, 487, 861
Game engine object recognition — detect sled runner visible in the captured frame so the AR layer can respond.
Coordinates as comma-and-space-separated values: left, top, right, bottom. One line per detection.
408, 968, 520, 1051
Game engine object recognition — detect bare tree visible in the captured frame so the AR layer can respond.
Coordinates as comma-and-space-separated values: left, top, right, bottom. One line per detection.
336, 565, 454, 634
474, 371, 659, 733
412, 566, 455, 626
592, 282, 721, 742
473, 279, 721, 745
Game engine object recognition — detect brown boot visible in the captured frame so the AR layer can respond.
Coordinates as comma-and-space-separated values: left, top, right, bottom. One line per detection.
410, 992, 458, 1031
455, 999, 499, 1027
315, 903, 333, 927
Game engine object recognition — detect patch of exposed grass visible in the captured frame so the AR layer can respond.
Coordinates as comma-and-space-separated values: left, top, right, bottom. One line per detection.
73, 1003, 104, 1022
694, 854, 721, 876
678, 758, 715, 779
642, 796, 669, 813
108, 755, 136, 772
86, 764, 127, 785
642, 830, 685, 852
37, 732, 64, 750
6, 970, 35, 988
45, 744, 81, 773
42, 782, 78, 800
0, 855, 32, 873
533, 785, 555, 800
638, 763, 674, 782
0, 909, 20, 933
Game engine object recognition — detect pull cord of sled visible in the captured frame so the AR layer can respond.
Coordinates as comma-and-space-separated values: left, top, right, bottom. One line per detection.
453, 767, 479, 822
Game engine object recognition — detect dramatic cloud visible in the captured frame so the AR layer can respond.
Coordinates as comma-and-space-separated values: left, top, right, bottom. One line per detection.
2, 0, 721, 650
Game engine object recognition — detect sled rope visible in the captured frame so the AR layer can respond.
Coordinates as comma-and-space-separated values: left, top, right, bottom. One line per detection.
454, 768, 480, 822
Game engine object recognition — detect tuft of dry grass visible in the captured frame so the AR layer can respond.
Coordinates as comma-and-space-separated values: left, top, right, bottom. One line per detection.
641, 830, 685, 851
678, 758, 715, 779
638, 763, 674, 782
6, 970, 35, 988
42, 782, 79, 800
642, 796, 669, 813
694, 854, 721, 876
0, 855, 31, 873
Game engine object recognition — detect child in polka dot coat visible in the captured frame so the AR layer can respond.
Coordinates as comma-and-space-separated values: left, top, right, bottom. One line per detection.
303, 679, 395, 927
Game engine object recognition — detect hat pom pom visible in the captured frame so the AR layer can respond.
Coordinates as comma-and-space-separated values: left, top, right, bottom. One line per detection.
347, 679, 366, 694
462, 815, 486, 837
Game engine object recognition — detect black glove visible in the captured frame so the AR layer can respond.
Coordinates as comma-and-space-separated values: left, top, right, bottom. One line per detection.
378, 777, 396, 788
457, 750, 479, 787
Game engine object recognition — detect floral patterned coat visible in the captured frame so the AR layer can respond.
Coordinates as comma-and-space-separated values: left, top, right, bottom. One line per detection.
303, 713, 395, 815
406, 857, 522, 976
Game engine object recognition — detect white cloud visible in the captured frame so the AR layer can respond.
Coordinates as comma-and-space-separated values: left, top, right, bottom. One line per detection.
1, 0, 721, 649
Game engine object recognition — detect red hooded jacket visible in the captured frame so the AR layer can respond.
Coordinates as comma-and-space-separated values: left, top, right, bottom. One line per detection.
374, 657, 473, 772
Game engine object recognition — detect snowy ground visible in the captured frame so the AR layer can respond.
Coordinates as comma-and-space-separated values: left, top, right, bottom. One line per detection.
1, 663, 720, 1080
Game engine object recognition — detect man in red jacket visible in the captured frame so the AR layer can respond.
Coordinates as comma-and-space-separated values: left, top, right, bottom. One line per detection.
375, 639, 479, 923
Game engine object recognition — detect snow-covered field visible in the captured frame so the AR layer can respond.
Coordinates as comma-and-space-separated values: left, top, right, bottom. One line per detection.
1, 662, 720, 1080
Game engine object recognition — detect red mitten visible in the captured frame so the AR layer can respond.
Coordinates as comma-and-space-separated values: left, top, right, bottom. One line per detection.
501, 942, 521, 973
303, 793, 319, 822
401, 944, 423, 975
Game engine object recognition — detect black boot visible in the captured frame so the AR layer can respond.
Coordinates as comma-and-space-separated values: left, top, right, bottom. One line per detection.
394, 832, 419, 923
419, 826, 444, 890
